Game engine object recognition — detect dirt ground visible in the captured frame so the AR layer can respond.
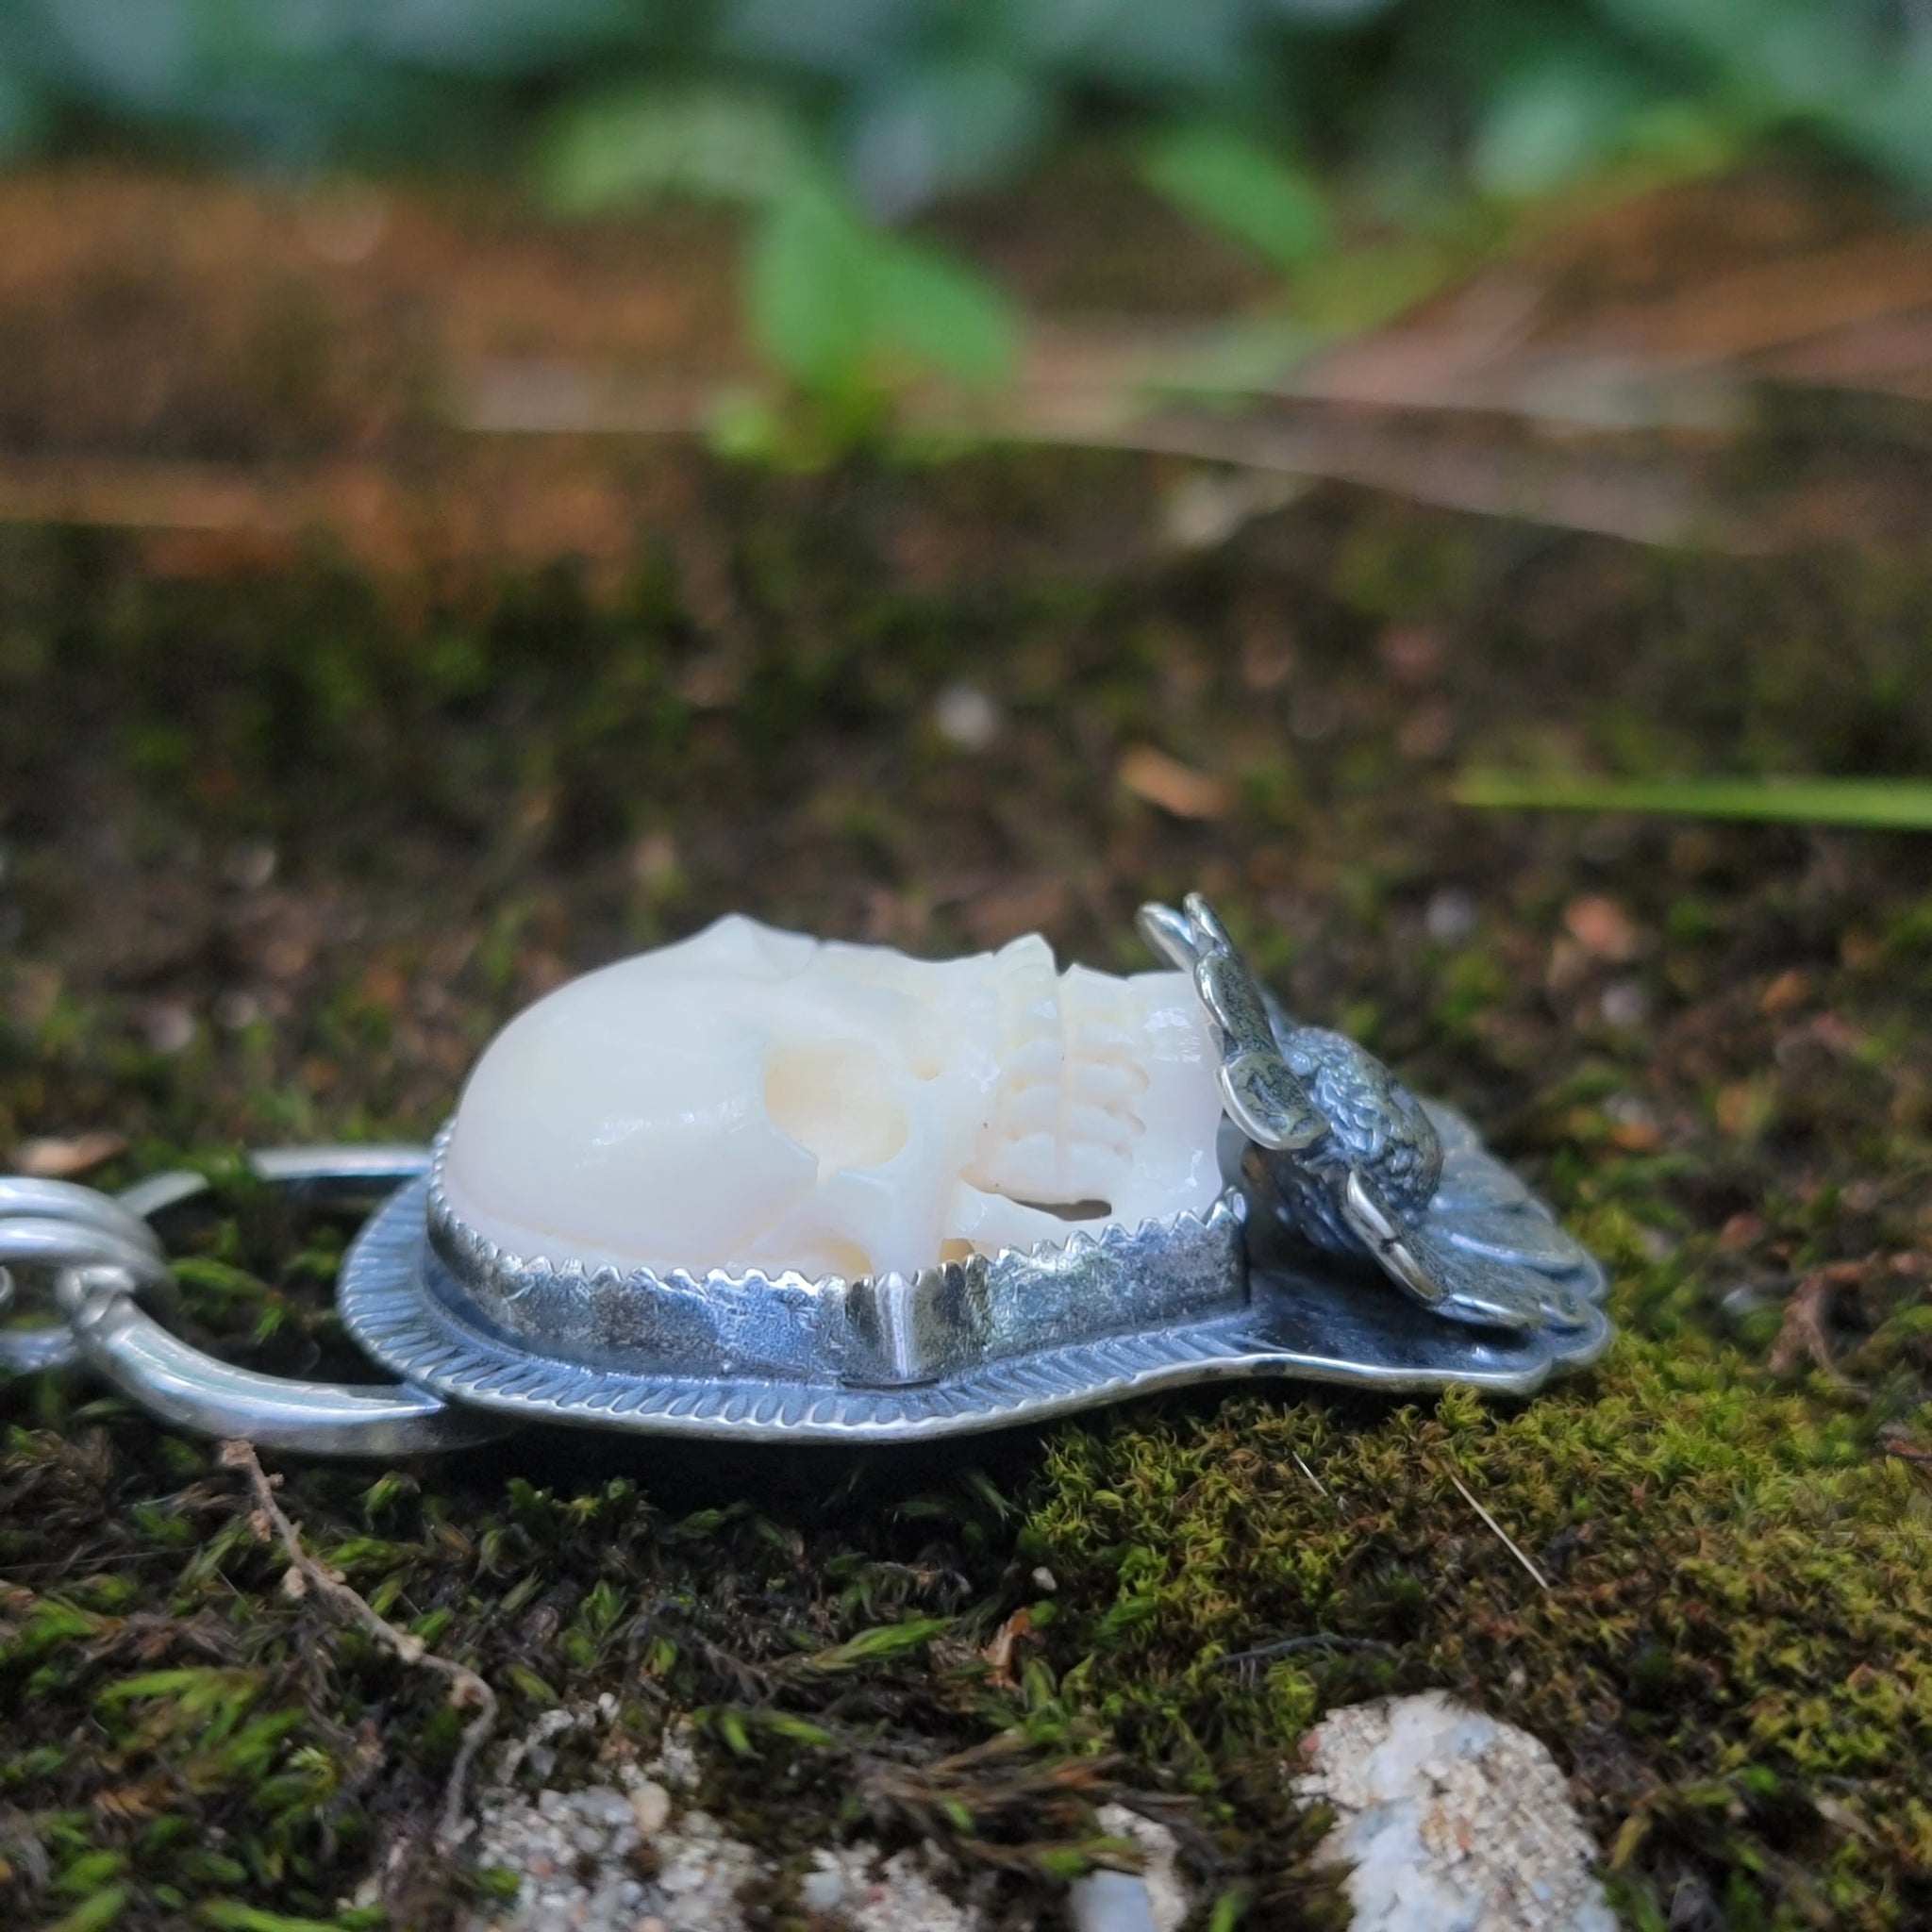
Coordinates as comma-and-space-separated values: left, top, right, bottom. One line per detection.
2, 166, 1931, 1930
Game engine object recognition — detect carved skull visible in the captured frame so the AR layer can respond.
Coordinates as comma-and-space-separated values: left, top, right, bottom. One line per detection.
441, 914, 1228, 1281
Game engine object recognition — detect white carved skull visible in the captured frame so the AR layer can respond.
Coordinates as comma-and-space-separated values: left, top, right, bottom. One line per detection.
441, 914, 1228, 1281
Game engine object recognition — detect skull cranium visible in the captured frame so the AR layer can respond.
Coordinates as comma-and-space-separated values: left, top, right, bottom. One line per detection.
440, 914, 1227, 1282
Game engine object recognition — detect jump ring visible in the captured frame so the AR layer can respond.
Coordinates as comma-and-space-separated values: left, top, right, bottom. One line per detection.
6, 1150, 505, 1455
0, 1176, 174, 1374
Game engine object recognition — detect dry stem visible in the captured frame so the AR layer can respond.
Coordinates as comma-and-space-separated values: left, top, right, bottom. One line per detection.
1446, 1470, 1552, 1592
220, 1439, 497, 1849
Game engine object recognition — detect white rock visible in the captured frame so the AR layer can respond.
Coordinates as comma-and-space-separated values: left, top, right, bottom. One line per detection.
1069, 1869, 1158, 1932
1066, 1807, 1191, 1932
933, 684, 1004, 751
1094, 1805, 1188, 1932
467, 1716, 988, 1932
1294, 1691, 1616, 1932
654, 1841, 713, 1896
629, 1779, 671, 1835
577, 1788, 632, 1830
798, 1852, 845, 1911
844, 1844, 977, 1932
652, 1720, 700, 1792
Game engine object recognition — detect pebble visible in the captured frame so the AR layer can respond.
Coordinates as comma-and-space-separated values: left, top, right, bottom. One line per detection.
467, 1711, 1166, 1932
1069, 1869, 1158, 1932
1424, 888, 1478, 945
1294, 1691, 1616, 1932
1065, 1807, 1188, 1932
468, 1769, 971, 1932
628, 1780, 671, 1835
798, 1855, 845, 1911
933, 685, 1003, 752
577, 1789, 633, 1830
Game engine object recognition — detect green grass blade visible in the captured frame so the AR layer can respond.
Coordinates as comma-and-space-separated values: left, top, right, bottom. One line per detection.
794, 1616, 953, 1673
200, 1906, 372, 1932
1453, 773, 1932, 830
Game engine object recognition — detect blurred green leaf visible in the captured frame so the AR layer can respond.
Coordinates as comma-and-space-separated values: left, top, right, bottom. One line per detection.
541, 84, 811, 210
1141, 125, 1330, 274
865, 240, 1017, 386
1835, 51, 1932, 192
1288, 236, 1464, 336
0, 57, 47, 158
1473, 58, 1650, 200
201, 1905, 364, 1932
747, 179, 1018, 400
45, 1890, 129, 1932
747, 183, 872, 393
1603, 0, 1932, 186
758, 1710, 839, 1746
1455, 773, 1932, 830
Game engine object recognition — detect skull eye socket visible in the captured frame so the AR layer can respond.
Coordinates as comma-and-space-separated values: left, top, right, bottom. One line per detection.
762, 1041, 910, 1174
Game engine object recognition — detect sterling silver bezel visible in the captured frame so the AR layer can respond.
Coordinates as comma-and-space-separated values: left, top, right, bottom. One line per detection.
335, 1110, 1613, 1441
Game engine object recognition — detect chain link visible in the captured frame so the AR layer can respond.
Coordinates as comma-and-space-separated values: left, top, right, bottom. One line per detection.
0, 1174, 171, 1374
0, 1152, 506, 1455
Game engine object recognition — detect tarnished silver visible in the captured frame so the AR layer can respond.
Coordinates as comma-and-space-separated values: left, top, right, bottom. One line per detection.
419, 1121, 1250, 1388
336, 1090, 1607, 1441
57, 1266, 503, 1457
3, 893, 1612, 1451
1141, 894, 1599, 1335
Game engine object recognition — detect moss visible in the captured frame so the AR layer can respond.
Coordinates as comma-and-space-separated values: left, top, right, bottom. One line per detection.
3, 442, 1932, 1925
1024, 1346, 1932, 1925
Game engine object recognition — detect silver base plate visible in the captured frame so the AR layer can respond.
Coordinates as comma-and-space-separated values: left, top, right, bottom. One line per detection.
339, 1179, 1613, 1442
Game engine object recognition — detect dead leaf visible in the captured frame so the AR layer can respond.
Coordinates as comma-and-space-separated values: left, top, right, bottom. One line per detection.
1118, 745, 1233, 821
14, 1132, 126, 1178
1769, 1262, 1867, 1381
1718, 1211, 1766, 1250
1563, 895, 1641, 963
981, 1607, 1033, 1688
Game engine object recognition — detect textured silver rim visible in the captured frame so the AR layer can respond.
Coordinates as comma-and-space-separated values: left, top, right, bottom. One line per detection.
339, 1177, 1612, 1442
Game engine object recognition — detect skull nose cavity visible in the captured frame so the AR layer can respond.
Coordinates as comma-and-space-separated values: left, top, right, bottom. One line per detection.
761, 1041, 911, 1175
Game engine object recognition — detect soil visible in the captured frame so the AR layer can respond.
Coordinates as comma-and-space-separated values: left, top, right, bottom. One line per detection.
2, 164, 1931, 1931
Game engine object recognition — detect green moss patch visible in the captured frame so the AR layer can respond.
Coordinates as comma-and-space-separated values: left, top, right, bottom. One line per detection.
4, 448, 1932, 1925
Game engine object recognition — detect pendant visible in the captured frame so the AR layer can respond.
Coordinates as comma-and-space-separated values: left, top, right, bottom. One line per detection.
0, 895, 1609, 1455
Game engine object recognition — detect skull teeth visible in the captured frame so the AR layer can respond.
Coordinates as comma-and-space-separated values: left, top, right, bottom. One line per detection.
994, 1091, 1139, 1150
1072, 1019, 1139, 1058
1073, 1058, 1150, 1104
1006, 1036, 1064, 1083
974, 1135, 1129, 1205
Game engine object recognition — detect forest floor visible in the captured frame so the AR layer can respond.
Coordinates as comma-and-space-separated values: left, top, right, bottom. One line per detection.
2, 160, 1931, 1930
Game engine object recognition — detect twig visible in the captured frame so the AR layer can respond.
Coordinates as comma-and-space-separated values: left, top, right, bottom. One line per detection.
1291, 1452, 1328, 1498
1877, 1424, 1932, 1469
220, 1440, 497, 1848
1769, 1262, 1866, 1385
1214, 1633, 1399, 1671
1446, 1471, 1550, 1592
